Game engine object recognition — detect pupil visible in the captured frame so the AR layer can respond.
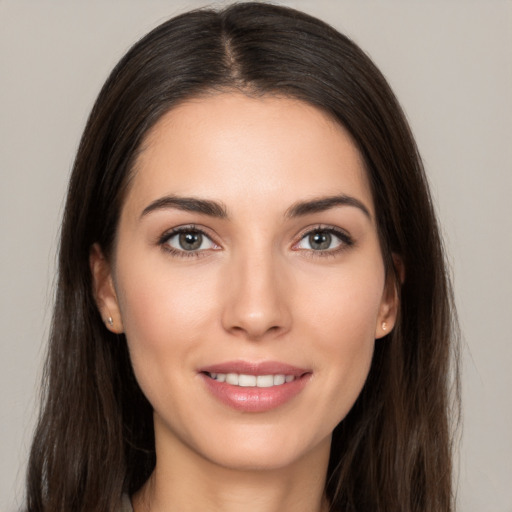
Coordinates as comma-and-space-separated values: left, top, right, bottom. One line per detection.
310, 231, 331, 250
179, 232, 202, 250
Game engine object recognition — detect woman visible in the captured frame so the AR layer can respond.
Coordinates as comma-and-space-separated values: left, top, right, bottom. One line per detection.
25, 3, 458, 511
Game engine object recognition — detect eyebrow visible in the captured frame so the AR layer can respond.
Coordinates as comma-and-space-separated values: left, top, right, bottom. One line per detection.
140, 193, 371, 221
285, 194, 372, 220
140, 195, 228, 219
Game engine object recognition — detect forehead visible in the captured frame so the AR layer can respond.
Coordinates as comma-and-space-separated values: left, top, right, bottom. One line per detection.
126, 93, 373, 217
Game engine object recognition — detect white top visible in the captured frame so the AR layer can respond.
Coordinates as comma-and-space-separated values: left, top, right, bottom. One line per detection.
121, 494, 133, 512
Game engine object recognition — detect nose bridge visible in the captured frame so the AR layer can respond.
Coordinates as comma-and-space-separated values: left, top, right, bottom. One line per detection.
221, 240, 290, 339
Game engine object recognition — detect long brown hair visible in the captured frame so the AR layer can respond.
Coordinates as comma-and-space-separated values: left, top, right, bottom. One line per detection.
25, 3, 459, 511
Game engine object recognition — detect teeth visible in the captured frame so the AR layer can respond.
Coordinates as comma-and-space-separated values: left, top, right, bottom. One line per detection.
239, 374, 256, 387
208, 372, 296, 387
256, 375, 274, 388
226, 373, 239, 385
273, 374, 285, 385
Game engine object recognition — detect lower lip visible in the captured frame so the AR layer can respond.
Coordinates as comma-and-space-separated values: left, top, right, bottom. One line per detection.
201, 373, 310, 413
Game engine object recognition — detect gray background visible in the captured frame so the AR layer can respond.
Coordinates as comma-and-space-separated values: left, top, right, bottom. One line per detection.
1, 1, 511, 510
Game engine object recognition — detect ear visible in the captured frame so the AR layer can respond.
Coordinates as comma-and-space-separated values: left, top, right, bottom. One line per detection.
375, 254, 403, 339
89, 243, 124, 333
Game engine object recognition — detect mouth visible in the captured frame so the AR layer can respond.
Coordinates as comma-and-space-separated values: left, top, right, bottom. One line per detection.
204, 372, 297, 387
199, 361, 311, 412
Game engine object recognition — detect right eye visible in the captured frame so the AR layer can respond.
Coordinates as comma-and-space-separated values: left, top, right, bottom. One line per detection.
160, 227, 218, 256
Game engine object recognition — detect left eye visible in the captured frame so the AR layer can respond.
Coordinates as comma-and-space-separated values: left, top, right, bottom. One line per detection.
164, 230, 216, 252
295, 229, 345, 251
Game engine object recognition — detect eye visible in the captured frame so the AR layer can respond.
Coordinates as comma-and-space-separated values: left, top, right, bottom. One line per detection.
294, 227, 353, 252
161, 227, 218, 255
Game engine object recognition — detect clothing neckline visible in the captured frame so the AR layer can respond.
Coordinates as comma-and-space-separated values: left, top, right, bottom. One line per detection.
121, 494, 133, 512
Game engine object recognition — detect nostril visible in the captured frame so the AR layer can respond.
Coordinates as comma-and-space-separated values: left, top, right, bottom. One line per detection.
220, 276, 292, 339
227, 323, 285, 341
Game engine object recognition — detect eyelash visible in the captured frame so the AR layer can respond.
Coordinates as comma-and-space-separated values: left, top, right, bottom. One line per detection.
158, 225, 219, 259
158, 224, 354, 259
292, 225, 355, 258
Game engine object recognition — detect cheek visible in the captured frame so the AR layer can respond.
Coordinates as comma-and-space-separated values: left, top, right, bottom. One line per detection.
114, 256, 219, 363
298, 259, 384, 344
113, 257, 225, 419
295, 260, 384, 404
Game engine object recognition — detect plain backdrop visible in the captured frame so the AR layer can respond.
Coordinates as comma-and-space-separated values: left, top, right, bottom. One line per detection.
1, 1, 511, 510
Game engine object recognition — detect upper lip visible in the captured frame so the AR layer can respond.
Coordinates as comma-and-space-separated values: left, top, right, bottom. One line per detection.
199, 360, 310, 377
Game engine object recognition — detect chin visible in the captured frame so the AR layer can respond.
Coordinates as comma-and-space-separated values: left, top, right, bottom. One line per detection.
189, 424, 332, 473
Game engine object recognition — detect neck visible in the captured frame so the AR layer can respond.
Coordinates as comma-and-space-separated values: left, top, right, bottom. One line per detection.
132, 428, 331, 512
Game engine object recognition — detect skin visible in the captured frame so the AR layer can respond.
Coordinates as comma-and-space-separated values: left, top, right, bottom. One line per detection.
91, 93, 398, 512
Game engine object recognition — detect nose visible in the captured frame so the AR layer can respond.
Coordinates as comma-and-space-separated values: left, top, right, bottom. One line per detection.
220, 249, 292, 341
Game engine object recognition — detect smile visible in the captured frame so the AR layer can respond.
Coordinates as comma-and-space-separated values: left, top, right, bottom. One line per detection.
206, 372, 296, 387
200, 361, 311, 412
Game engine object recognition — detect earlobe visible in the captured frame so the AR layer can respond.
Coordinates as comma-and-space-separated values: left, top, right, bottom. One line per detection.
375, 255, 403, 339
375, 288, 398, 339
89, 243, 124, 333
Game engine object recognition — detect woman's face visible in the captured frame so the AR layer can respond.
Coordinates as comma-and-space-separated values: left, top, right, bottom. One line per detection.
92, 93, 397, 472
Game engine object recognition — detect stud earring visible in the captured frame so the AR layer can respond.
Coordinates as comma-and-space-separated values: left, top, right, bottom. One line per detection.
107, 316, 113, 327
382, 321, 388, 331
